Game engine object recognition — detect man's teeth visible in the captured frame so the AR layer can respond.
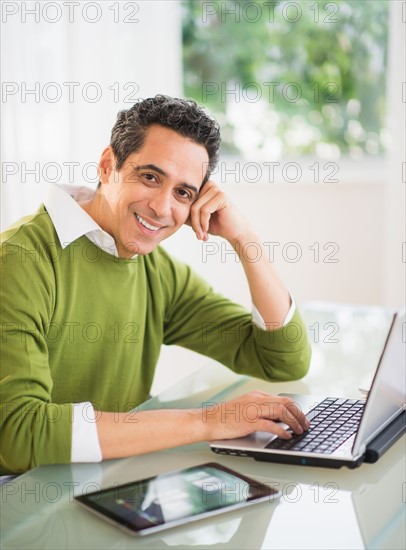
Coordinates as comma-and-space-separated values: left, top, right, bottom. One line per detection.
135, 214, 160, 231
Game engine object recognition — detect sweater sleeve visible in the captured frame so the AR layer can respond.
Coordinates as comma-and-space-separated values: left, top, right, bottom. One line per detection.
0, 235, 72, 474
160, 250, 311, 382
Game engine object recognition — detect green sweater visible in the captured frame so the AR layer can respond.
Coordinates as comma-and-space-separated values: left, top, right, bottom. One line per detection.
0, 206, 311, 473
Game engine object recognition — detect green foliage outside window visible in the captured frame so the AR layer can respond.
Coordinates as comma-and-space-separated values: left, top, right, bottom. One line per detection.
182, 0, 389, 160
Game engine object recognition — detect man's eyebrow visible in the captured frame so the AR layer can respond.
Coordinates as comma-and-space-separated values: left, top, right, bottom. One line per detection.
134, 163, 167, 176
135, 164, 199, 197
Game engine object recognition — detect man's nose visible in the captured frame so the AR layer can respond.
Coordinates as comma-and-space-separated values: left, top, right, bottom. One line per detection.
148, 188, 172, 219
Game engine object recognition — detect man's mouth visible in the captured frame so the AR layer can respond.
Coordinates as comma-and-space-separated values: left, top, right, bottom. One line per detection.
135, 213, 161, 232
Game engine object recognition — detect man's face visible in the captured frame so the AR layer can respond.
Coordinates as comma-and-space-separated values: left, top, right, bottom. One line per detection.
98, 124, 209, 257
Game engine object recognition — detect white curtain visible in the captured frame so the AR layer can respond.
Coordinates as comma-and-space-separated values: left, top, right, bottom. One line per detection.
1, 0, 182, 230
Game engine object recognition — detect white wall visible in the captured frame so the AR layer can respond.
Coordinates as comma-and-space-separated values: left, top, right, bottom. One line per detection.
383, 1, 406, 309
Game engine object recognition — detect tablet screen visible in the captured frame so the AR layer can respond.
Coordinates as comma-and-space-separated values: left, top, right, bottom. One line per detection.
75, 462, 280, 535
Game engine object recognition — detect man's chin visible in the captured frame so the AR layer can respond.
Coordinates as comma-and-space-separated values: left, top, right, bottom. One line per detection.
120, 241, 159, 257
119, 228, 174, 257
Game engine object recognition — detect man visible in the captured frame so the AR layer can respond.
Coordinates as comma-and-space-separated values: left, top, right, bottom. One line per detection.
0, 95, 311, 474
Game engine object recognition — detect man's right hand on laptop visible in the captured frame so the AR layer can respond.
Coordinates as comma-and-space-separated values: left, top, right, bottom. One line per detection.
202, 391, 310, 441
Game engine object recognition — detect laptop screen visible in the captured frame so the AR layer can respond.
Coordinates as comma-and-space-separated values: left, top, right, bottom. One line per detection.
353, 310, 406, 454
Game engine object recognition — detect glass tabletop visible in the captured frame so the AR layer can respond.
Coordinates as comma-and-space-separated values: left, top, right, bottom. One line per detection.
1, 303, 404, 549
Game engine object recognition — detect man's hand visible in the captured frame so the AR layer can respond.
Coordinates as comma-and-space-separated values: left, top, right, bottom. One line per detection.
202, 391, 310, 441
96, 391, 310, 460
187, 180, 250, 244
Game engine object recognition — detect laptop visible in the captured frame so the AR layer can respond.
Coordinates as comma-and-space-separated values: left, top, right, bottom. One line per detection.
211, 310, 406, 468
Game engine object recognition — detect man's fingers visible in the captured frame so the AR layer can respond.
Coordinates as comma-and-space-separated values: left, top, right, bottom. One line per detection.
190, 183, 227, 239
198, 207, 212, 236
256, 419, 292, 439
247, 394, 310, 436
205, 391, 310, 441
190, 188, 218, 236
263, 396, 309, 430
258, 402, 304, 435
285, 401, 310, 431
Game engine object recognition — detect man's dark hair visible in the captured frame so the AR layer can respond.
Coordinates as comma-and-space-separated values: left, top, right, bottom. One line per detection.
110, 95, 221, 184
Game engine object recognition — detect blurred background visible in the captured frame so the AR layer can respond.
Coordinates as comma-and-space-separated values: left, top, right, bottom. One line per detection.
1, 1, 405, 391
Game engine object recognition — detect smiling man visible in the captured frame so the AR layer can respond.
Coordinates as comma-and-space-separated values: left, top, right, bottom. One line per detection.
0, 96, 311, 474
82, 123, 208, 257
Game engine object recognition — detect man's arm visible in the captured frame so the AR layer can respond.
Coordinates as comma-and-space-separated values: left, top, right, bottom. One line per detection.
230, 228, 291, 327
96, 392, 310, 459
189, 181, 291, 327
0, 235, 73, 474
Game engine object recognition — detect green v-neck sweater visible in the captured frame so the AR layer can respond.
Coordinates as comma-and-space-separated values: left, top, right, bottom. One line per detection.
0, 206, 311, 473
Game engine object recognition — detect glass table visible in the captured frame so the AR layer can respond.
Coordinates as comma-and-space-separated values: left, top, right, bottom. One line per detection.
1, 303, 404, 549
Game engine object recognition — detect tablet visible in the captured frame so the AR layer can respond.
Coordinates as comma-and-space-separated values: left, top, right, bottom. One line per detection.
75, 462, 281, 536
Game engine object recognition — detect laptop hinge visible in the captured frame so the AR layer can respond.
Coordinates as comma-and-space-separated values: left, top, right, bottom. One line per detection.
355, 443, 366, 457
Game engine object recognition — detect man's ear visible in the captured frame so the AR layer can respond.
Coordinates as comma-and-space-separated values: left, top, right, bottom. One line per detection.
98, 146, 115, 185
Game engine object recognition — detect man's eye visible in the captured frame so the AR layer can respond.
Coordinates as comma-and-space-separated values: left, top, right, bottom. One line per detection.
176, 189, 192, 201
143, 173, 157, 183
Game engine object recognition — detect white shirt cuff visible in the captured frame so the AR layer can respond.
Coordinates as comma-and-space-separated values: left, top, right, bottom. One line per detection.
252, 294, 296, 330
71, 402, 103, 463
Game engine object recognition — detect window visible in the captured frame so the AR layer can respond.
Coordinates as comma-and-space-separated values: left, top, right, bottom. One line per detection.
182, 0, 389, 162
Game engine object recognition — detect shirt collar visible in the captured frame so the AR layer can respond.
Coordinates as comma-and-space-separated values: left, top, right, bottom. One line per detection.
43, 184, 120, 256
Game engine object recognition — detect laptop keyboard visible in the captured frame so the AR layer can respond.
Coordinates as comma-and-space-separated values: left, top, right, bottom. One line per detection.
265, 398, 365, 454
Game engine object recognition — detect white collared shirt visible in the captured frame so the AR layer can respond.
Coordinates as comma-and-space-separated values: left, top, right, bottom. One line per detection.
45, 183, 127, 258
43, 184, 295, 463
